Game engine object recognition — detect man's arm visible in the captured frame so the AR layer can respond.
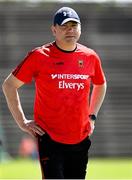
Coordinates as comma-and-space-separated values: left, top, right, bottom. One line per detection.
89, 82, 107, 135
89, 82, 107, 117
2, 74, 45, 137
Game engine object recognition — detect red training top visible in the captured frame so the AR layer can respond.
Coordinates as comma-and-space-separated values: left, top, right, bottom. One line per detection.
12, 42, 106, 144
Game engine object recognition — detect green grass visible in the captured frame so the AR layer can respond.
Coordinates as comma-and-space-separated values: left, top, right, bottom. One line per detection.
86, 158, 132, 179
0, 158, 41, 179
0, 158, 132, 179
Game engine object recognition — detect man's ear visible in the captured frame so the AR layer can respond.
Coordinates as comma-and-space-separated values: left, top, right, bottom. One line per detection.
51, 25, 56, 36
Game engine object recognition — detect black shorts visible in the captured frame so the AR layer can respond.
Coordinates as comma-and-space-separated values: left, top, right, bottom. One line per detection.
37, 133, 91, 179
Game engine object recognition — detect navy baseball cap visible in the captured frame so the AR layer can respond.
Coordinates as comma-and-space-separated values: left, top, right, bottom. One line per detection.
53, 7, 81, 26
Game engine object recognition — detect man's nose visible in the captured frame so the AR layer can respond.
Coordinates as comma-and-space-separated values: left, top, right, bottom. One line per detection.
67, 26, 74, 32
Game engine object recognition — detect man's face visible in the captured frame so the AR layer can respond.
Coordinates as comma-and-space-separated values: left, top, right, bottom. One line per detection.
51, 21, 81, 44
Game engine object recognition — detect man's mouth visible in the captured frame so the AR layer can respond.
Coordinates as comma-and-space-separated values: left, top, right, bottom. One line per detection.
65, 35, 76, 38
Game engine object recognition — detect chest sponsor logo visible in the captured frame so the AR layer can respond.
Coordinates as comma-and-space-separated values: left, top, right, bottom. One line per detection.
51, 74, 89, 91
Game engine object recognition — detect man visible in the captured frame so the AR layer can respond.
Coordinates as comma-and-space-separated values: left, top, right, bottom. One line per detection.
2, 7, 107, 179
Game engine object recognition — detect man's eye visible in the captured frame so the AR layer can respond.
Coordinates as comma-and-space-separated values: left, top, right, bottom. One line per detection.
72, 25, 77, 27
61, 24, 67, 27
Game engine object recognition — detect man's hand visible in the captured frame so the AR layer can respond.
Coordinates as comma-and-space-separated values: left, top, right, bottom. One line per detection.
89, 120, 95, 136
20, 120, 45, 137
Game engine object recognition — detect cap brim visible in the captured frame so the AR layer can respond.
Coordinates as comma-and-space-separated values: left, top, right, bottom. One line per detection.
61, 18, 81, 25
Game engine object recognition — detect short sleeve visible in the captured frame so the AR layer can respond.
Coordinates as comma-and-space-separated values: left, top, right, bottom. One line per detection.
12, 50, 39, 83
91, 52, 106, 85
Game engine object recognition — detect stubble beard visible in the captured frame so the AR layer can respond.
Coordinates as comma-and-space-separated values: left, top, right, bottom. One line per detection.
64, 35, 80, 44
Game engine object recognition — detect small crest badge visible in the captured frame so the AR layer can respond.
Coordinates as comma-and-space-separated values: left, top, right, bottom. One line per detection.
78, 60, 84, 68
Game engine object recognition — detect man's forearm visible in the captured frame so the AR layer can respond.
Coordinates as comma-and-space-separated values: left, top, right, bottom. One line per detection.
2, 82, 26, 129
89, 82, 107, 116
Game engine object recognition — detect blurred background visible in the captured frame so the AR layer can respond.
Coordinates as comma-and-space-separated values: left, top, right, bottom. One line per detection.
0, 0, 132, 179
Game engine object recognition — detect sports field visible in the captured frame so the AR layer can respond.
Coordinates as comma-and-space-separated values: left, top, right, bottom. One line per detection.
0, 158, 132, 179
